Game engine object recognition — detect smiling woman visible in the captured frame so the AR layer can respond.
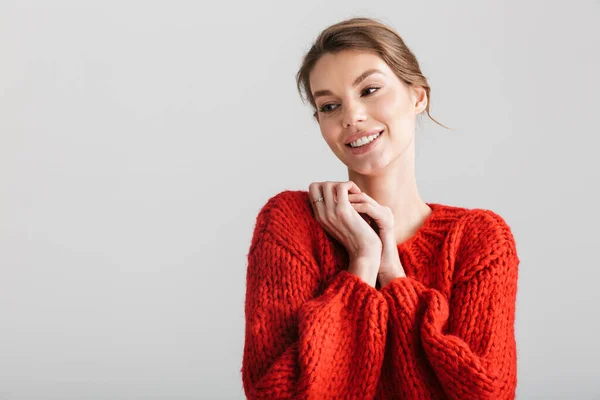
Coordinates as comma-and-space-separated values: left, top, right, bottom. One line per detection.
296, 20, 448, 129
241, 17, 519, 400
295, 29, 450, 177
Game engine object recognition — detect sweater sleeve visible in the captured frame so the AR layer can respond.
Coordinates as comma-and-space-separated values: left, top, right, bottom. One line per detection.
379, 211, 519, 400
241, 237, 389, 400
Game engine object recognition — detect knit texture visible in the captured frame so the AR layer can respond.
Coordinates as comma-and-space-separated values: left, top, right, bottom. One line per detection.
241, 190, 519, 399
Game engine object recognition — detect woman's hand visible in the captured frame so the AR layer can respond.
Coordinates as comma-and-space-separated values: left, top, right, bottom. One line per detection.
347, 191, 406, 287
308, 181, 382, 263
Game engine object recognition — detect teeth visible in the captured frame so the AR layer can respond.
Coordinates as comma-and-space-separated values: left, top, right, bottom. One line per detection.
349, 132, 381, 148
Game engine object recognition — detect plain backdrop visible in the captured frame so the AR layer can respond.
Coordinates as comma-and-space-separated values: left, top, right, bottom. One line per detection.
1, 1, 599, 399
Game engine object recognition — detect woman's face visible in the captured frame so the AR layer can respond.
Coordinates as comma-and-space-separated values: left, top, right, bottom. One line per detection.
309, 49, 427, 175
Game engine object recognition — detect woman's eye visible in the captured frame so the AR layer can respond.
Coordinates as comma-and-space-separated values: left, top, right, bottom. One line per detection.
363, 86, 380, 96
319, 103, 338, 113
318, 86, 381, 114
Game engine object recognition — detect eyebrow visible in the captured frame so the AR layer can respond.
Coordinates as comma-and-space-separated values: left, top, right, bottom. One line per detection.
312, 68, 385, 100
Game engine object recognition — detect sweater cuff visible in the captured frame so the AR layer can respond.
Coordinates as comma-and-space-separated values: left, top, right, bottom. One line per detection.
379, 275, 424, 311
299, 269, 389, 347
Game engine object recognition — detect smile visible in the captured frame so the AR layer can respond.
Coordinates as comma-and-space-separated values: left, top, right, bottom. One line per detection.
346, 130, 384, 155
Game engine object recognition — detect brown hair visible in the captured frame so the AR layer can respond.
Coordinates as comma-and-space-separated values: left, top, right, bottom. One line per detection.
295, 17, 450, 130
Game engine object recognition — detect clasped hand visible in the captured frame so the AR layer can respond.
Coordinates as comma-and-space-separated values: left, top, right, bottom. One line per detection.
309, 180, 406, 288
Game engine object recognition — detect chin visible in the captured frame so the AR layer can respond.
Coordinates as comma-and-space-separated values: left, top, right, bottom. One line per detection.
348, 161, 389, 176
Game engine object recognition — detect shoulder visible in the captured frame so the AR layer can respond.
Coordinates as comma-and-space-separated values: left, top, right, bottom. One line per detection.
460, 207, 517, 248
453, 207, 519, 283
248, 190, 314, 254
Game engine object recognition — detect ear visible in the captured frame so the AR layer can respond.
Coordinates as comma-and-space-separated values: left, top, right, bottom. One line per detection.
411, 86, 428, 115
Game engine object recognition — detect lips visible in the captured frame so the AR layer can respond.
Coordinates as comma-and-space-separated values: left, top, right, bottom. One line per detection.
345, 129, 384, 146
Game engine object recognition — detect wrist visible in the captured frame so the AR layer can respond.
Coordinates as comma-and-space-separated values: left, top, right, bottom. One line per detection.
348, 257, 379, 288
378, 268, 405, 289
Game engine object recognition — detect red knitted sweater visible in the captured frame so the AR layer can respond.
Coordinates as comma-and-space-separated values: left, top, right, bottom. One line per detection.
241, 190, 519, 399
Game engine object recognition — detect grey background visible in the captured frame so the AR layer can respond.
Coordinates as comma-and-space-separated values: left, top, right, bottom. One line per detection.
1, 1, 598, 399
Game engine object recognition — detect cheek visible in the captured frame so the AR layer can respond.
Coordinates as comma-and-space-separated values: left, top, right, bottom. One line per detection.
376, 91, 413, 123
320, 122, 339, 144
372, 92, 396, 119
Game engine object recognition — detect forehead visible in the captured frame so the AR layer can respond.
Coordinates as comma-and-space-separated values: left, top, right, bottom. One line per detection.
309, 50, 390, 89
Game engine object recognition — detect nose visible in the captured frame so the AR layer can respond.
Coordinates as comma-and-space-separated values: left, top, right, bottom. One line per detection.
342, 99, 367, 128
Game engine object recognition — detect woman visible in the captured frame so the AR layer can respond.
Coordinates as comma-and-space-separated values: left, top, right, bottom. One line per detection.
241, 17, 519, 400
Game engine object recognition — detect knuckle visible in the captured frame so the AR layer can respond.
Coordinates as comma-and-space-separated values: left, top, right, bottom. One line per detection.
335, 205, 349, 217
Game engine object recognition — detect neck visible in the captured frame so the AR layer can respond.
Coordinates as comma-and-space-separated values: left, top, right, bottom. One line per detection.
347, 140, 432, 246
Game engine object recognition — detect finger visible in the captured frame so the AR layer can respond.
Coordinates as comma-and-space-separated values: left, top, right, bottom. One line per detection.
348, 192, 378, 206
350, 202, 385, 224
351, 193, 393, 226
351, 202, 374, 214
331, 181, 345, 203
351, 201, 393, 235
358, 191, 378, 205
335, 181, 361, 205
335, 181, 355, 207
322, 182, 336, 217
308, 182, 324, 217
348, 180, 362, 195
350, 203, 379, 229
